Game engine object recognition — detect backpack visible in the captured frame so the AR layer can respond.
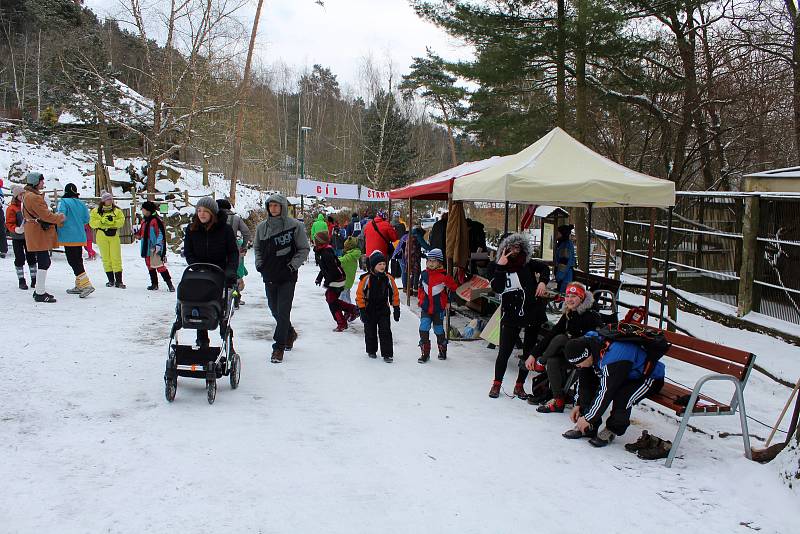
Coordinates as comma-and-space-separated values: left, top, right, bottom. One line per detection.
595, 322, 671, 378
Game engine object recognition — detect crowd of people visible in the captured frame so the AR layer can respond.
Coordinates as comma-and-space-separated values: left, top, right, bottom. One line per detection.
2, 174, 667, 454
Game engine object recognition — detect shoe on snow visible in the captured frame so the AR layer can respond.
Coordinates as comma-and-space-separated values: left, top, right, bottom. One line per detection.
563, 426, 597, 439
489, 381, 501, 398
513, 383, 528, 400
66, 286, 82, 294
79, 286, 95, 298
106, 281, 114, 288
527, 389, 552, 406
383, 355, 393, 363
368, 353, 378, 359
624, 430, 658, 453
271, 348, 284, 363
147, 284, 158, 290
417, 355, 429, 364
589, 428, 616, 448
537, 397, 565, 413
33, 292, 57, 303
18, 279, 28, 290
637, 439, 672, 460
333, 324, 347, 332
285, 329, 298, 351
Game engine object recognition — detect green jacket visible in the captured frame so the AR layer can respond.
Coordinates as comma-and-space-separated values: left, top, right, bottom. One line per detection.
339, 248, 361, 289
311, 214, 328, 239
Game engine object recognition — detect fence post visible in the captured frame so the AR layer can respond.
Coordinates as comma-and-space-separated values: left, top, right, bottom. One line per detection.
614, 248, 621, 281
668, 268, 678, 332
737, 195, 759, 317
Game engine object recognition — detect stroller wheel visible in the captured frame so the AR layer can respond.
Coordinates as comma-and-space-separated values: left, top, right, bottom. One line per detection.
230, 353, 241, 389
165, 378, 177, 402
206, 379, 217, 404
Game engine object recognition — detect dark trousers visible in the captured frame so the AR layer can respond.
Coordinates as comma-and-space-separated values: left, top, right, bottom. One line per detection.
364, 314, 393, 357
494, 322, 540, 383
542, 334, 570, 397
36, 250, 51, 270
12, 239, 36, 268
577, 367, 664, 436
0, 208, 7, 254
64, 245, 85, 276
265, 281, 297, 350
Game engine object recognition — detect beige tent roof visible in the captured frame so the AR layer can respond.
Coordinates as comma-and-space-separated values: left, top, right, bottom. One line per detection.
451, 127, 675, 207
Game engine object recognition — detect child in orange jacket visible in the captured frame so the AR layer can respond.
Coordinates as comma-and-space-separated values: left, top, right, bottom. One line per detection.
356, 250, 400, 363
417, 248, 459, 363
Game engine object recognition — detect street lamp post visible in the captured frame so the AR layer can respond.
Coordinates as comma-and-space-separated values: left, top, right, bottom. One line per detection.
299, 126, 312, 220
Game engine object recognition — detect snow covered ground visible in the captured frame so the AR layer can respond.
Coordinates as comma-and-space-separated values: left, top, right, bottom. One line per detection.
1, 244, 798, 533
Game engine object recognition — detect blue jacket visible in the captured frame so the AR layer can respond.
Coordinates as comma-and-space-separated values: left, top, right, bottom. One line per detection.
600, 340, 665, 381
57, 197, 90, 246
554, 239, 576, 284
410, 226, 431, 251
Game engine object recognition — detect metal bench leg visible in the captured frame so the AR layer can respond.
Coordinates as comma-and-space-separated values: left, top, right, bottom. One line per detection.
735, 384, 752, 460
665, 389, 702, 468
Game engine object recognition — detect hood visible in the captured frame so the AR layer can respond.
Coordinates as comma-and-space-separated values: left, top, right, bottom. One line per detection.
316, 214, 326, 222
266, 193, 289, 221
568, 288, 595, 315
497, 232, 532, 263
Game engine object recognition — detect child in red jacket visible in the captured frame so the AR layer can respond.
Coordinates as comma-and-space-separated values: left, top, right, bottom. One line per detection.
417, 248, 459, 363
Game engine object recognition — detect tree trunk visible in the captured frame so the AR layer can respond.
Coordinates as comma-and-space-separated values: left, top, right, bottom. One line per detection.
790, 0, 800, 164
229, 0, 265, 206
574, 0, 589, 272
556, 0, 566, 128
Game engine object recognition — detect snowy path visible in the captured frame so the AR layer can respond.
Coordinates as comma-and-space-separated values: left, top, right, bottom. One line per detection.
1, 245, 797, 533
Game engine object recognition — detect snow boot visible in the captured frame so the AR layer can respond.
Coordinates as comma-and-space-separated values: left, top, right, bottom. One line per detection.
30, 276, 36, 289
114, 271, 126, 289
637, 439, 672, 460
624, 430, 658, 453
513, 382, 528, 400
489, 380, 502, 398
285, 329, 298, 351
537, 395, 565, 413
105, 271, 114, 287
271, 347, 284, 363
436, 333, 447, 360
147, 270, 159, 290
76, 272, 94, 298
18, 278, 28, 290
160, 271, 175, 292
418, 332, 431, 364
588, 427, 616, 448
333, 310, 347, 331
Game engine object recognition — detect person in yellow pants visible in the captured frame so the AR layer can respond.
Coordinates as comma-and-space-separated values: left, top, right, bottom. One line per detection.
90, 190, 126, 288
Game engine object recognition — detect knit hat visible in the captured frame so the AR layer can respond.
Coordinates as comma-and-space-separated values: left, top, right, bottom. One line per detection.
343, 236, 358, 252
63, 183, 79, 198
216, 198, 232, 211
426, 248, 444, 263
11, 184, 24, 198
100, 190, 113, 202
141, 201, 158, 213
314, 231, 330, 245
369, 250, 387, 271
392, 210, 400, 218
565, 282, 586, 300
26, 172, 44, 186
196, 196, 218, 215
565, 337, 593, 365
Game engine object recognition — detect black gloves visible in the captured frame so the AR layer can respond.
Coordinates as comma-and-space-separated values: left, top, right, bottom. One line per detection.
359, 308, 367, 323
315, 275, 322, 286
393, 306, 400, 322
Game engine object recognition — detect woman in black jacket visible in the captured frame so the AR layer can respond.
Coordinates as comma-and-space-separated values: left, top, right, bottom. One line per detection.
183, 197, 239, 346
488, 233, 550, 399
526, 281, 602, 412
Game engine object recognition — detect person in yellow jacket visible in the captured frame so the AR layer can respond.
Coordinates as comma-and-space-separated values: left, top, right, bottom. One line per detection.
90, 190, 126, 288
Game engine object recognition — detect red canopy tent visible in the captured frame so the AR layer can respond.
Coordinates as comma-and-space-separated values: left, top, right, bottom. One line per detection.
389, 156, 508, 200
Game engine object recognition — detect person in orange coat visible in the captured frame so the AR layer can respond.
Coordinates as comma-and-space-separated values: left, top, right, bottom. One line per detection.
355, 251, 400, 363
22, 172, 65, 303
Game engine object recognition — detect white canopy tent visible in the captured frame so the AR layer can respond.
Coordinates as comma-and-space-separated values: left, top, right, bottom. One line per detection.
451, 127, 675, 208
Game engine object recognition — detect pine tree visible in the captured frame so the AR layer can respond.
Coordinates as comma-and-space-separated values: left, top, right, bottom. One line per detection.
362, 90, 416, 191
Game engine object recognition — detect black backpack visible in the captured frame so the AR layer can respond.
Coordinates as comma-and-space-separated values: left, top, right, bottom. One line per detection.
595, 322, 671, 377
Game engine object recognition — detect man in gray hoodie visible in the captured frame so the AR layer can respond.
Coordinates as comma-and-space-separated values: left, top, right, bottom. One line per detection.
254, 193, 310, 363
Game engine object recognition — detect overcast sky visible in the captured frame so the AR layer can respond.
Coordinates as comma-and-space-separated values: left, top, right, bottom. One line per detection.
83, 0, 473, 91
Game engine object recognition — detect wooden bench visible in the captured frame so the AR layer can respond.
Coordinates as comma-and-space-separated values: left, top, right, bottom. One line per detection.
645, 328, 756, 467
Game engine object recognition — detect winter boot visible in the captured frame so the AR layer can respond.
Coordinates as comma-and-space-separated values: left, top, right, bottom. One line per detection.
30, 275, 36, 289
368, 353, 378, 359
147, 270, 159, 290
18, 278, 28, 290
624, 431, 658, 453
537, 395, 565, 413
66, 283, 82, 294
383, 355, 393, 363
436, 333, 447, 360
527, 388, 552, 406
333, 310, 348, 332
513, 382, 528, 400
271, 347, 284, 363
285, 328, 298, 351
588, 427, 616, 448
105, 271, 114, 287
418, 332, 431, 364
161, 271, 175, 292
489, 380, 502, 399
637, 439, 672, 460
114, 272, 126, 289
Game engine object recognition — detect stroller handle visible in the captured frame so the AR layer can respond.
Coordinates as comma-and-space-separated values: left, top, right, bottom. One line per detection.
184, 262, 225, 275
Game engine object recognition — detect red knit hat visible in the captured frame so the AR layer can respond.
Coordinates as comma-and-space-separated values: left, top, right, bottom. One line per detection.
565, 282, 586, 300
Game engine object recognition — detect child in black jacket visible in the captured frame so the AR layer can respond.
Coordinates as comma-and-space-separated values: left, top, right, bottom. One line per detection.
314, 232, 359, 331
355, 251, 401, 362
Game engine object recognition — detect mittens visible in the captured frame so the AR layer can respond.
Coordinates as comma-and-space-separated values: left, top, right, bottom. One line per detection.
393, 306, 400, 322
359, 308, 368, 323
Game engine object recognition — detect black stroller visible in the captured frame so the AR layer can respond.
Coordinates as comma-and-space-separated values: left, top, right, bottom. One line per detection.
164, 263, 241, 404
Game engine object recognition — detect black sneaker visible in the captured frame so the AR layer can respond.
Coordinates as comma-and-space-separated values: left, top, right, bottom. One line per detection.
368, 353, 377, 359
383, 355, 393, 363
588, 428, 616, 447
563, 427, 597, 439
33, 292, 57, 303
18, 279, 28, 290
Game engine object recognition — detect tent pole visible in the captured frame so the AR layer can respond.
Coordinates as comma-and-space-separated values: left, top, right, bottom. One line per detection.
503, 201, 509, 235
515, 204, 520, 231
658, 207, 674, 329
586, 203, 594, 272
407, 198, 413, 306
445, 195, 454, 342
642, 208, 657, 326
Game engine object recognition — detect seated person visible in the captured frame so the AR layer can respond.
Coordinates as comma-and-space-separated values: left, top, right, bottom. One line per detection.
526, 282, 602, 411
562, 333, 665, 447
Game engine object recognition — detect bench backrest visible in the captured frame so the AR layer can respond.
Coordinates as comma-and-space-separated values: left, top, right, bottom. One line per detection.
573, 269, 622, 295
659, 329, 756, 383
